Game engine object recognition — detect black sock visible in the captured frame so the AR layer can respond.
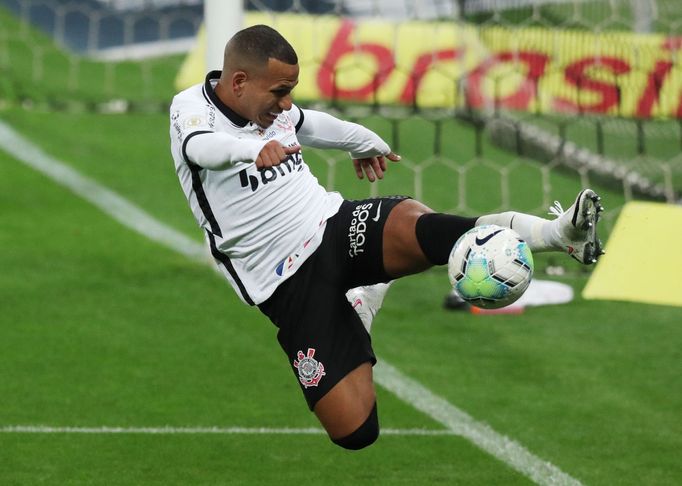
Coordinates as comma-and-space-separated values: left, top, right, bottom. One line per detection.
415, 213, 478, 265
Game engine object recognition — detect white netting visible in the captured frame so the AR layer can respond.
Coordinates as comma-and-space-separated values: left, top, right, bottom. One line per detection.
1, 0, 681, 233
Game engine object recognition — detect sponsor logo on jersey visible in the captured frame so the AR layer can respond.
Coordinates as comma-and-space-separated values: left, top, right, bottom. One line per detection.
239, 152, 303, 192
274, 231, 317, 277
275, 255, 296, 277
348, 202, 374, 258
293, 348, 326, 388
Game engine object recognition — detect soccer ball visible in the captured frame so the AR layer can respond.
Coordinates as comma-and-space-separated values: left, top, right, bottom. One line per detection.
448, 225, 534, 309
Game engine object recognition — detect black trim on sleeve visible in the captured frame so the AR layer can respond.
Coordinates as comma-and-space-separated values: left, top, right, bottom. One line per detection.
206, 230, 255, 306
187, 162, 222, 238
182, 132, 222, 239
181, 130, 213, 165
294, 106, 305, 133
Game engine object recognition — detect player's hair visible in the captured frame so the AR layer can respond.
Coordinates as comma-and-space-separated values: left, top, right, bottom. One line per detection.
224, 24, 298, 70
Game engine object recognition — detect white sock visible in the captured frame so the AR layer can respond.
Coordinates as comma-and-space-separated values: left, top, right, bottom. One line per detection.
475, 211, 558, 252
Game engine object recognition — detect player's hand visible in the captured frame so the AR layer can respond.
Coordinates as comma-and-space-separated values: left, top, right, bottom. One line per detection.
352, 152, 401, 182
255, 140, 301, 169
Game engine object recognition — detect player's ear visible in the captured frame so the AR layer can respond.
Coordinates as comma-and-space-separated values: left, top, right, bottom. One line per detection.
232, 71, 247, 95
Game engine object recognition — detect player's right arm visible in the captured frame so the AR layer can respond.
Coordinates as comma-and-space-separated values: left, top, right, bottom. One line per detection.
171, 99, 298, 170
185, 133, 299, 170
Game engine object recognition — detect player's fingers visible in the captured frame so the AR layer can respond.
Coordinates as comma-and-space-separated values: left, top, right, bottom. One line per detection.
259, 140, 292, 166
257, 142, 277, 168
378, 155, 387, 172
386, 152, 401, 162
353, 159, 364, 180
268, 146, 289, 167
259, 150, 278, 169
371, 158, 385, 180
255, 157, 269, 169
363, 160, 377, 182
283, 144, 301, 155
273, 146, 288, 164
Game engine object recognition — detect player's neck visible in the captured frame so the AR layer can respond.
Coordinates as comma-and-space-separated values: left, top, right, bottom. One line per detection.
214, 81, 235, 110
214, 80, 251, 126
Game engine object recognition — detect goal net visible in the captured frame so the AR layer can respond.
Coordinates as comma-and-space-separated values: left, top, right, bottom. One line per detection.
2, 0, 681, 232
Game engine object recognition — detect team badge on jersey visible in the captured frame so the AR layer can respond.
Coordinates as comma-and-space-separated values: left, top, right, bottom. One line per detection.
293, 348, 326, 388
183, 115, 205, 129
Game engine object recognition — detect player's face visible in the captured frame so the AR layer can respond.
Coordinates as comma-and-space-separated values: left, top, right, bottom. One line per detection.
244, 58, 299, 128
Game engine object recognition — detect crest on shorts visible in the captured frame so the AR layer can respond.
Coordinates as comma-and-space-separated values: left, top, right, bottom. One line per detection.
293, 348, 326, 388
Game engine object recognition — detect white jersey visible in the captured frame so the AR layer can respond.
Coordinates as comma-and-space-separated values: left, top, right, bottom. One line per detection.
170, 71, 390, 305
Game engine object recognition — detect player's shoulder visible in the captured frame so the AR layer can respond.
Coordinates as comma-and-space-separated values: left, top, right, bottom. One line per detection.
285, 103, 303, 117
171, 83, 205, 110
284, 103, 304, 130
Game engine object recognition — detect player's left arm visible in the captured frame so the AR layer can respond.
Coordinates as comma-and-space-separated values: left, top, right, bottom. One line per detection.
289, 105, 401, 182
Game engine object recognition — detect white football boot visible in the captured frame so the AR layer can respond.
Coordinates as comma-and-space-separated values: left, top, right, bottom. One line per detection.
346, 282, 393, 333
548, 189, 605, 264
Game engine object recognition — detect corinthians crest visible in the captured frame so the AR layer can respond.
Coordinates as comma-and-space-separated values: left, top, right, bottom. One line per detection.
293, 348, 326, 388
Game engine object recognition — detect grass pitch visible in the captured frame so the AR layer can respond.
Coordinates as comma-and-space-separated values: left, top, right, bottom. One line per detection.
1, 4, 681, 483
1, 108, 681, 485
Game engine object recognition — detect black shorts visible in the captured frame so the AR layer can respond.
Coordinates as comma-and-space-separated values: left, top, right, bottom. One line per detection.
258, 196, 409, 410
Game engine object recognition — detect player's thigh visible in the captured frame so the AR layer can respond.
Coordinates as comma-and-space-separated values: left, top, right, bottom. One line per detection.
382, 198, 434, 277
313, 361, 375, 439
332, 196, 431, 287
259, 259, 377, 413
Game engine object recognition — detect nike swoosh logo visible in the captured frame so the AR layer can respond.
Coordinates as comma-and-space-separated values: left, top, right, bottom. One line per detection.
475, 229, 504, 246
372, 201, 382, 222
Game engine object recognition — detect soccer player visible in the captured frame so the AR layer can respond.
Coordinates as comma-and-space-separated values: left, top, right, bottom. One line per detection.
169, 25, 603, 450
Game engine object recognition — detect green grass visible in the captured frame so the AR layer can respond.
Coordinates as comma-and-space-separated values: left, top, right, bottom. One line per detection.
0, 150, 531, 485
1, 107, 682, 484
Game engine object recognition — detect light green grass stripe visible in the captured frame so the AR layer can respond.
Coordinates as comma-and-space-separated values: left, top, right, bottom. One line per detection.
0, 119, 582, 486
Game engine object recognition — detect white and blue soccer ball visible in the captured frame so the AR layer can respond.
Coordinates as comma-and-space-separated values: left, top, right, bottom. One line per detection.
447, 224, 534, 309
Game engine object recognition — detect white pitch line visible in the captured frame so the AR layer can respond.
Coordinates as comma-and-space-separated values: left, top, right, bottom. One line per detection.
0, 120, 582, 486
0, 121, 210, 264
375, 361, 582, 485
0, 425, 455, 436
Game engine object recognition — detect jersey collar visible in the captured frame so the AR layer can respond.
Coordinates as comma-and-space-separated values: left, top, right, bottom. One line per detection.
203, 70, 250, 128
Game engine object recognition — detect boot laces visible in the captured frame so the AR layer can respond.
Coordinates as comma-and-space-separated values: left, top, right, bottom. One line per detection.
548, 201, 565, 219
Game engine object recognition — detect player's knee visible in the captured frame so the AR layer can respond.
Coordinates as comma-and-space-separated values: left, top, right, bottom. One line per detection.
330, 402, 379, 450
